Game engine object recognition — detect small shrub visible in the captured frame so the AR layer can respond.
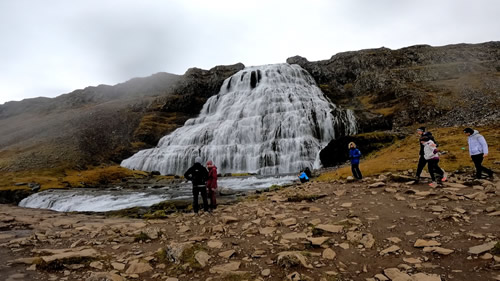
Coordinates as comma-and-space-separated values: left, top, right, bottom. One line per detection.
493, 242, 500, 255
312, 227, 324, 236
134, 232, 151, 242
143, 210, 168, 219
155, 248, 168, 263
269, 184, 283, 191
221, 273, 253, 281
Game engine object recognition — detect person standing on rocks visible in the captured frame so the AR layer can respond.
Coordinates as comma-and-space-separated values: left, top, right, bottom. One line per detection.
348, 142, 363, 180
206, 160, 218, 210
415, 127, 437, 183
464, 128, 494, 179
184, 157, 209, 213
420, 136, 444, 187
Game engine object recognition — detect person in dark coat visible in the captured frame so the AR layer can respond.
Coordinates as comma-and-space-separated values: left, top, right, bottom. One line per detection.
206, 160, 218, 210
184, 157, 209, 213
415, 127, 437, 183
348, 142, 362, 180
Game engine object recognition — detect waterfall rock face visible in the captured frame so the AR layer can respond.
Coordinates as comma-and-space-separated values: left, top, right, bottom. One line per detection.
121, 64, 356, 175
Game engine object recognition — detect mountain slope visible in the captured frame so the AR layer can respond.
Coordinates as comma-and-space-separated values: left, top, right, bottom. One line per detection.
0, 64, 244, 172
0, 42, 499, 176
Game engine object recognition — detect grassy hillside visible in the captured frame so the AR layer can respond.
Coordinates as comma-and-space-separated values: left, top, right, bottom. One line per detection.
0, 166, 155, 191
2, 125, 497, 191
318, 125, 499, 181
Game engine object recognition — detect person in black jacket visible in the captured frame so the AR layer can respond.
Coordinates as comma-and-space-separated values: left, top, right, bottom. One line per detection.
415, 127, 437, 183
184, 156, 209, 213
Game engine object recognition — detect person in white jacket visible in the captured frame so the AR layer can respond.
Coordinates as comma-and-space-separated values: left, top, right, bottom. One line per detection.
420, 136, 445, 187
464, 128, 494, 179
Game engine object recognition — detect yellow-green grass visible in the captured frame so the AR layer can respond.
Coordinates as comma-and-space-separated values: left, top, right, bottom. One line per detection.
317, 126, 499, 181
0, 165, 170, 191
1, 126, 497, 190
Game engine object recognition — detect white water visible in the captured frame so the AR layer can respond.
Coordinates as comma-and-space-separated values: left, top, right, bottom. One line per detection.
19, 175, 296, 212
19, 190, 175, 212
121, 63, 356, 175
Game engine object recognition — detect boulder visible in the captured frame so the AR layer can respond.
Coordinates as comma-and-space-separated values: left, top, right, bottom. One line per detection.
41, 248, 99, 264
414, 239, 441, 248
468, 241, 497, 255
277, 251, 313, 269
322, 248, 336, 260
194, 251, 211, 268
209, 261, 241, 274
221, 216, 239, 224
306, 237, 330, 246
315, 224, 343, 233
380, 245, 400, 255
383, 268, 412, 281
125, 261, 153, 274
166, 242, 194, 263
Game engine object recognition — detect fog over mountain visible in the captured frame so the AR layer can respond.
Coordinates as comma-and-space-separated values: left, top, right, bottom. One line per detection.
1, 0, 499, 104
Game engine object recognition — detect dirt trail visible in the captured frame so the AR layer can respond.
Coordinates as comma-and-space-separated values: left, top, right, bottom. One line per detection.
0, 173, 499, 281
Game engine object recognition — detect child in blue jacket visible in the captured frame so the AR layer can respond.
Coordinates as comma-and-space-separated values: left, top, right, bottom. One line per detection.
349, 142, 363, 180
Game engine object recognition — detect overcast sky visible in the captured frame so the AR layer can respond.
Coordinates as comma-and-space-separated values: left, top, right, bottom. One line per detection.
0, 0, 499, 104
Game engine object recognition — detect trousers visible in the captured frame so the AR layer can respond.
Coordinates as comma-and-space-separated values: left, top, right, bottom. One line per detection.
192, 185, 208, 213
427, 159, 444, 182
416, 155, 434, 181
351, 164, 362, 179
471, 154, 493, 179
208, 188, 217, 209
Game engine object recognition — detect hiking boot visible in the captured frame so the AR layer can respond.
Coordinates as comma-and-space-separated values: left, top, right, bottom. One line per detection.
428, 182, 438, 188
441, 176, 447, 182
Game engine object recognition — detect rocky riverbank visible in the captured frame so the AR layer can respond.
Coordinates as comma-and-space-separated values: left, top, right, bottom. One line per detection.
1, 171, 499, 281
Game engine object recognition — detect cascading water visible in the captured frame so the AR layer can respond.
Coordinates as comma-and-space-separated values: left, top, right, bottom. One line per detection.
121, 63, 356, 175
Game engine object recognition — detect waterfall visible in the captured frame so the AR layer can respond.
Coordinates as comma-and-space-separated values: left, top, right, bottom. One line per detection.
121, 63, 356, 175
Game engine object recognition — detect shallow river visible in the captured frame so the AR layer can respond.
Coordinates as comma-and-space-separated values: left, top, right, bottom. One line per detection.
19, 175, 297, 212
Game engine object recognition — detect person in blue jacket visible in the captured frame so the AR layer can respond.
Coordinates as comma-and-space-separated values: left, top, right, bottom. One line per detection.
349, 142, 363, 180
464, 128, 494, 179
298, 170, 309, 183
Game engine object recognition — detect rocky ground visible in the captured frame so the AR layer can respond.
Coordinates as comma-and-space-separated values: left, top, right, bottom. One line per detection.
1, 172, 499, 281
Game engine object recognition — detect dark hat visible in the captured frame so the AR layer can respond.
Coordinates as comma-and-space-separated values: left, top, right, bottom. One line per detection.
417, 127, 426, 132
463, 128, 474, 134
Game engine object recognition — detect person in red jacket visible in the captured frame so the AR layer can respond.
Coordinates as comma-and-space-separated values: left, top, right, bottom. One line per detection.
206, 160, 218, 210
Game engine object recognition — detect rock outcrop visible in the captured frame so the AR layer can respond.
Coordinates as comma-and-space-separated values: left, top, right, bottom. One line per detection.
288, 42, 500, 131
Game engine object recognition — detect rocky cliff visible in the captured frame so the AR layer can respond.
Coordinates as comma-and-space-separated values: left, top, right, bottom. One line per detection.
287, 41, 500, 131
